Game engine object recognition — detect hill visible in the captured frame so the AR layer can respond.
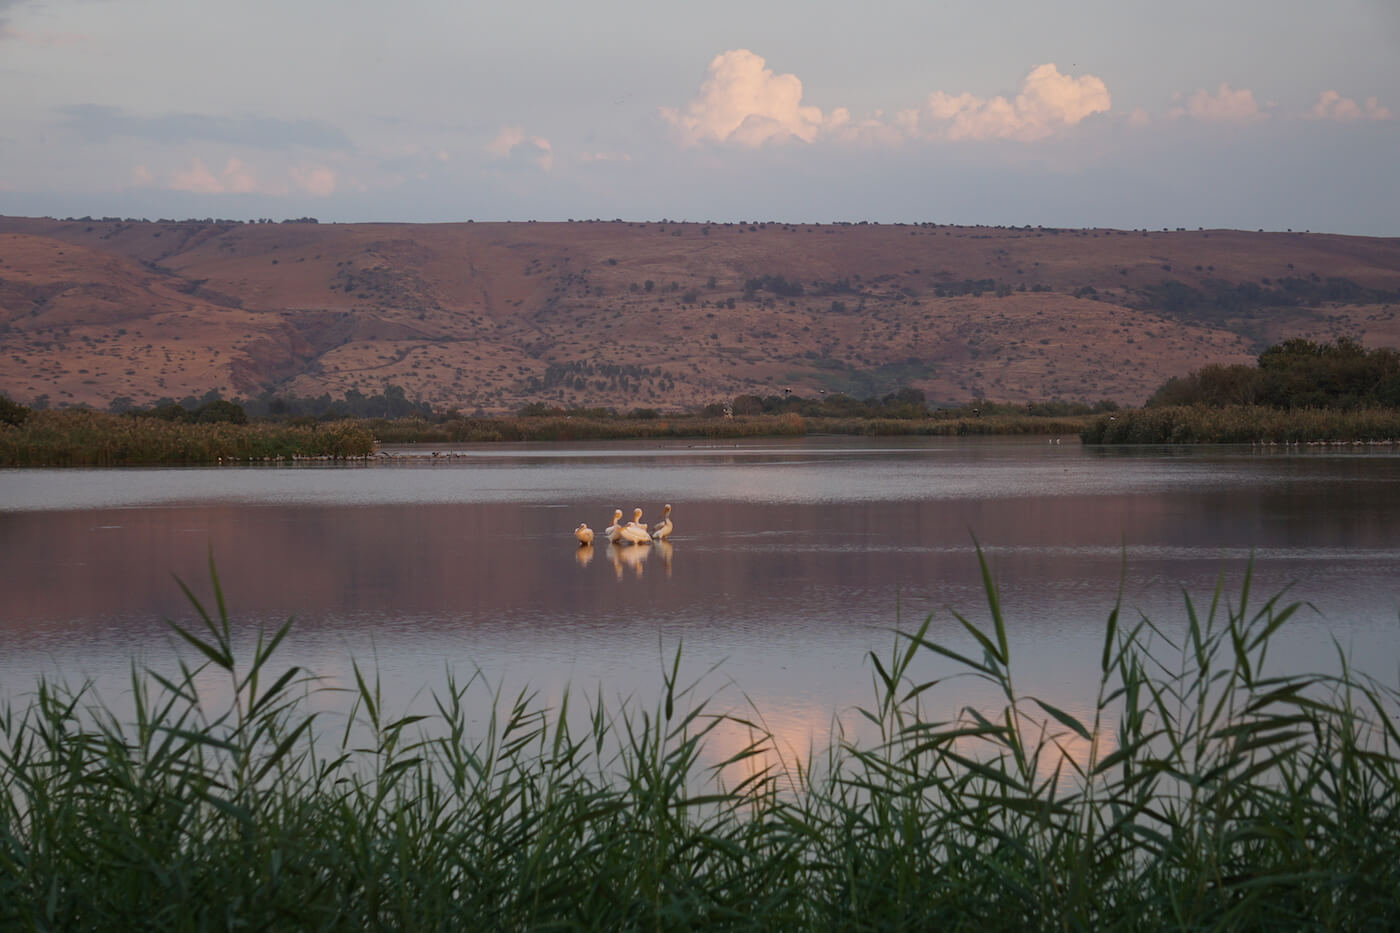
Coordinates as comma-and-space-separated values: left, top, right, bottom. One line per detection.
2, 215, 1398, 412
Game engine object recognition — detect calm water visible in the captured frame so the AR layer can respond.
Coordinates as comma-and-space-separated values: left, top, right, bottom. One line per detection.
3, 437, 1399, 759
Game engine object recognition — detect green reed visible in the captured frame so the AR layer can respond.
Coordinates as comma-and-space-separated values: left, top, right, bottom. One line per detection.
0, 409, 377, 465
1, 554, 1397, 929
1083, 404, 1400, 445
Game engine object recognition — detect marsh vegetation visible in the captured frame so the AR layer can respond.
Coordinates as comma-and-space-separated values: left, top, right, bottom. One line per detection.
1, 558, 1397, 928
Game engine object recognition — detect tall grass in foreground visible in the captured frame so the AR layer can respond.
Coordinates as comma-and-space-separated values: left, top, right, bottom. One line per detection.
0, 409, 376, 465
1083, 404, 1400, 444
2, 558, 1398, 929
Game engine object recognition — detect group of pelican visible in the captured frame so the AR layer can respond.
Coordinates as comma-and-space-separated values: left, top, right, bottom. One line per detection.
575, 504, 672, 547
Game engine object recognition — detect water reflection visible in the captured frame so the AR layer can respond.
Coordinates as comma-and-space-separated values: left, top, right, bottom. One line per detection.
607, 541, 650, 579
1, 437, 1398, 765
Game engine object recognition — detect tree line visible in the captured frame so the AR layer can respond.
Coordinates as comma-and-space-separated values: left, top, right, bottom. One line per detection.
1148, 337, 1400, 410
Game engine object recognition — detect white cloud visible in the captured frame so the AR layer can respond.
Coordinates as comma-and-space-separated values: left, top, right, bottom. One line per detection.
664, 53, 1109, 147
166, 156, 336, 196
170, 157, 263, 194
290, 165, 336, 197
660, 49, 836, 146
909, 64, 1111, 141
1309, 90, 1392, 122
1168, 83, 1264, 122
486, 125, 553, 171
169, 157, 227, 194
220, 157, 258, 194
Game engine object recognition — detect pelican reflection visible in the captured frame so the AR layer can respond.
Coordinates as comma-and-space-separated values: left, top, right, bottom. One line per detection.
653, 539, 674, 578
608, 540, 650, 579
574, 543, 595, 567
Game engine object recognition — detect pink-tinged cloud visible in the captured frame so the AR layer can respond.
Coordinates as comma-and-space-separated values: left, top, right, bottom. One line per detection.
291, 165, 336, 197
660, 49, 836, 146
170, 157, 262, 194
664, 53, 1110, 147
1309, 90, 1392, 122
1169, 83, 1264, 122
169, 158, 226, 194
486, 125, 553, 170
906, 64, 1111, 141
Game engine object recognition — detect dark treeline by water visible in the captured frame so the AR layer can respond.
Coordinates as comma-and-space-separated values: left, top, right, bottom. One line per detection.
0, 408, 376, 466
1148, 337, 1400, 410
1084, 338, 1400, 444
0, 385, 1095, 464
1, 559, 1397, 928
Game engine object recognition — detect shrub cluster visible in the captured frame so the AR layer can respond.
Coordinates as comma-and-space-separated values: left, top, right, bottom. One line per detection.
0, 409, 376, 466
1148, 337, 1400, 410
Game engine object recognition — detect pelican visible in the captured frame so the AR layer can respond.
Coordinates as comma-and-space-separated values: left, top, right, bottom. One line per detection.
620, 507, 652, 545
604, 509, 625, 543
651, 503, 673, 540
574, 522, 594, 546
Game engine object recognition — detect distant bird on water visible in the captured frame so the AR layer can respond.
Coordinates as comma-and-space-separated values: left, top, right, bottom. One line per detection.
574, 522, 594, 546
651, 504, 673, 540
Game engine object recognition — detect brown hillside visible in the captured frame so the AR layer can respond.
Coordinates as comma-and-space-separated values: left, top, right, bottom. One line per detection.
1, 216, 1398, 412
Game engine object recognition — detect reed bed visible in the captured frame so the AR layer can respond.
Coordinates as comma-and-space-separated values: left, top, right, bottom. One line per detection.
0, 409, 377, 466
1083, 404, 1400, 445
1, 556, 1397, 929
368, 412, 1089, 445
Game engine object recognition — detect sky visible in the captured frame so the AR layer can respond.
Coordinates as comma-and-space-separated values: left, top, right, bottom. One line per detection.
1, 0, 1398, 234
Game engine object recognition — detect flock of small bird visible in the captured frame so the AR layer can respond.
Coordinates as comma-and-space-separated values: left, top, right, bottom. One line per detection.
575, 504, 672, 547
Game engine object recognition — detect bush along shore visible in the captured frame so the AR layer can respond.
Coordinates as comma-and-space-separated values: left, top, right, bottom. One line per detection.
0, 408, 377, 466
1081, 404, 1400, 445
1, 556, 1397, 929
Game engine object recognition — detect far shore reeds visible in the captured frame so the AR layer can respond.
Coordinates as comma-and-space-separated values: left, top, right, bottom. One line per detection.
0, 408, 376, 466
1081, 404, 1400, 445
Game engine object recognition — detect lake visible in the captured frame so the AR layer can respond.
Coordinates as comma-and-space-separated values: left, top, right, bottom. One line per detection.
3, 436, 1398, 765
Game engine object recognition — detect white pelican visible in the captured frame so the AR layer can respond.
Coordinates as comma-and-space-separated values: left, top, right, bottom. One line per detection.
604, 509, 625, 543
574, 522, 594, 546
651, 504, 673, 540
620, 507, 652, 545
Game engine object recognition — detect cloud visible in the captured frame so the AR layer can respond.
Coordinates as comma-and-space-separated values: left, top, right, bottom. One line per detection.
169, 157, 263, 195
1168, 83, 1264, 122
290, 165, 337, 197
906, 64, 1111, 141
1309, 90, 1392, 122
660, 49, 837, 146
486, 125, 553, 171
60, 104, 352, 150
663, 52, 1109, 147
166, 157, 336, 196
